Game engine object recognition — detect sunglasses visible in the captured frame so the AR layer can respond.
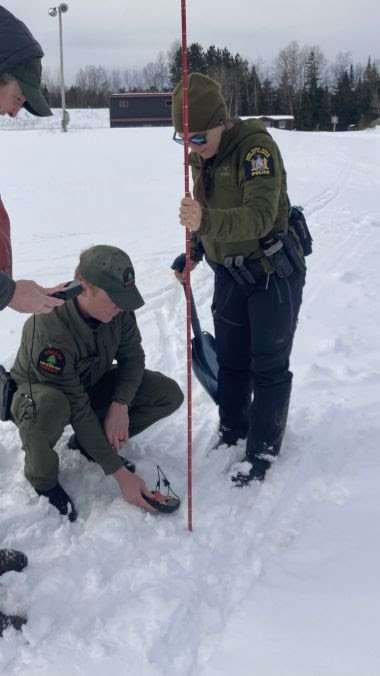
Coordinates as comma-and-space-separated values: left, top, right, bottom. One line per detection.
172, 130, 208, 146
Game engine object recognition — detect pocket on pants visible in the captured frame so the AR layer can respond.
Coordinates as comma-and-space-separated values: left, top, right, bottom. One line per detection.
213, 273, 247, 327
11, 388, 34, 424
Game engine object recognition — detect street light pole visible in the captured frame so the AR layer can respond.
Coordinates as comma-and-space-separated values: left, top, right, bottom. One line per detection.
49, 3, 69, 132
57, 7, 67, 132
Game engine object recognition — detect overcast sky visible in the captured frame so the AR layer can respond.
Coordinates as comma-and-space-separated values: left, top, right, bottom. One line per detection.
6, 0, 380, 83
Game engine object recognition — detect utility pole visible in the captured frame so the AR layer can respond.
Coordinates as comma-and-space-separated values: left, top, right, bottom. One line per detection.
48, 3, 70, 132
331, 114, 339, 132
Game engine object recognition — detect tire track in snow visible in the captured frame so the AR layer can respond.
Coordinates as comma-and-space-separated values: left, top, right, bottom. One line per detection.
304, 221, 373, 309
299, 161, 376, 309
304, 164, 352, 219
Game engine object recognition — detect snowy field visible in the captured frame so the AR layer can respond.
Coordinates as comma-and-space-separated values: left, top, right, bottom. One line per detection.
0, 108, 110, 131
0, 111, 380, 675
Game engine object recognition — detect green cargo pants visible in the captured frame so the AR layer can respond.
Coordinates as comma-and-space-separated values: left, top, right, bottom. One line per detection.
11, 369, 183, 491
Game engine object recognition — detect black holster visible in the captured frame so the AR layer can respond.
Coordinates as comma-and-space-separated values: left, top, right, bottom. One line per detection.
288, 205, 313, 256
261, 228, 306, 277
277, 231, 306, 273
261, 236, 294, 278
222, 256, 267, 293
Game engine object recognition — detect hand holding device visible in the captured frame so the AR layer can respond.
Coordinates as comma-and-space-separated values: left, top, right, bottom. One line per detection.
51, 280, 83, 301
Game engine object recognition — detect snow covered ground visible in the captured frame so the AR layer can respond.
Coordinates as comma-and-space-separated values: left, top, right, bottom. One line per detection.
0, 108, 110, 131
0, 112, 380, 675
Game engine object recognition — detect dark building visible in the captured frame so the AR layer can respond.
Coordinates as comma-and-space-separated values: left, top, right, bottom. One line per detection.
110, 92, 172, 128
255, 115, 295, 130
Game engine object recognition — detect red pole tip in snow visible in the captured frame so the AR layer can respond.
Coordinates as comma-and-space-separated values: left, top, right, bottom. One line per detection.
180, 0, 193, 532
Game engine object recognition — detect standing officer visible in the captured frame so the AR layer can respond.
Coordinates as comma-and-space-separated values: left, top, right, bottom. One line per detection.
0, 4, 64, 314
10, 245, 184, 519
172, 73, 306, 485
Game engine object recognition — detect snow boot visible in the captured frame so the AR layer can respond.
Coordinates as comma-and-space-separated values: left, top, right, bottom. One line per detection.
214, 425, 247, 449
0, 610, 27, 636
36, 483, 77, 522
0, 549, 28, 576
230, 455, 272, 486
68, 434, 136, 473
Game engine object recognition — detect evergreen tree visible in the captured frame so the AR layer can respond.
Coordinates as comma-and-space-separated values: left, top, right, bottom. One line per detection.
169, 43, 206, 87
169, 43, 252, 116
296, 51, 331, 130
260, 78, 276, 115
242, 65, 262, 115
333, 70, 358, 129
362, 58, 380, 123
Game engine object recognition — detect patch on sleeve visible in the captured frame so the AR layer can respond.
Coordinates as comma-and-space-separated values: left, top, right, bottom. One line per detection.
244, 146, 274, 180
38, 348, 66, 376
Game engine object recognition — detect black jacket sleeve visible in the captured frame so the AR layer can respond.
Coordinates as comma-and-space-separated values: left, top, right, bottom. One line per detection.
0, 272, 15, 310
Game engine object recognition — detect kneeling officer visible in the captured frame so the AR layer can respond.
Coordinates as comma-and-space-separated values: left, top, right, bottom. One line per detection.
10, 245, 183, 519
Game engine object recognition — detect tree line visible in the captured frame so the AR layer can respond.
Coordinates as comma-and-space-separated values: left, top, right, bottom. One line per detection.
43, 41, 380, 131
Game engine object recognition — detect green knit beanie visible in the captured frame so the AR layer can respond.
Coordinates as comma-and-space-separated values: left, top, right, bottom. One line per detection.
172, 73, 227, 133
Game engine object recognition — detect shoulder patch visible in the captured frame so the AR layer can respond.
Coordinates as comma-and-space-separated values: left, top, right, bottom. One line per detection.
244, 146, 274, 180
38, 348, 66, 376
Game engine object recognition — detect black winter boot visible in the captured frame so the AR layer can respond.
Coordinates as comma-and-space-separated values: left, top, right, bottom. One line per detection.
214, 425, 247, 449
0, 549, 28, 576
36, 483, 77, 522
231, 453, 273, 486
0, 610, 27, 636
68, 434, 136, 473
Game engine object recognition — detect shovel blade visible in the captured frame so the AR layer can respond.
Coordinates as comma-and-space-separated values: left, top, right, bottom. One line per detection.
191, 331, 219, 404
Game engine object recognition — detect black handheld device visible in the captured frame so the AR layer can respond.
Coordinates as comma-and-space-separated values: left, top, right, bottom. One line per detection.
51, 280, 83, 301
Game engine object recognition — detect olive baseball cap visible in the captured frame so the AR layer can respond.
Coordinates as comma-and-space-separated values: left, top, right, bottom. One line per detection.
172, 72, 227, 133
10, 59, 52, 117
78, 245, 145, 311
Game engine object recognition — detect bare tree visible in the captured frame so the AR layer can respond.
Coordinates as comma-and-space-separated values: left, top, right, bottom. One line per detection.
76, 65, 110, 95
330, 51, 354, 88
122, 67, 145, 91
41, 65, 61, 97
142, 52, 170, 91
110, 68, 123, 92
275, 42, 308, 91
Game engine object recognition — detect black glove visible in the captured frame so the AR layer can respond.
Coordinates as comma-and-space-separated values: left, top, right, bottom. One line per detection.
171, 253, 187, 273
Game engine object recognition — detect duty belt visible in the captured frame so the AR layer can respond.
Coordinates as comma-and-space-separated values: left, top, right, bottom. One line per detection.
223, 255, 266, 286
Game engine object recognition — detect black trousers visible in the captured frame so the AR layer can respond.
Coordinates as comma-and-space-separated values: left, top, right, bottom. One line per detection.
212, 266, 305, 459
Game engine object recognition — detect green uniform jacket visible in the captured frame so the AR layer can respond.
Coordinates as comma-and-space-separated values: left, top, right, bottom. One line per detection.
11, 300, 145, 475
190, 119, 290, 266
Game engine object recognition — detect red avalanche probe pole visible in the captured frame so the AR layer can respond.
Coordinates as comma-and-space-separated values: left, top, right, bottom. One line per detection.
180, 0, 193, 532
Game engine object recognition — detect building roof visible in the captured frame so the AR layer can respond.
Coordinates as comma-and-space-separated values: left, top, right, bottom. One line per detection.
254, 115, 295, 121
110, 92, 171, 98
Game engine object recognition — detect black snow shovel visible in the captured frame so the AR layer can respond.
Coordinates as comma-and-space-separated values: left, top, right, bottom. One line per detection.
172, 254, 219, 404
